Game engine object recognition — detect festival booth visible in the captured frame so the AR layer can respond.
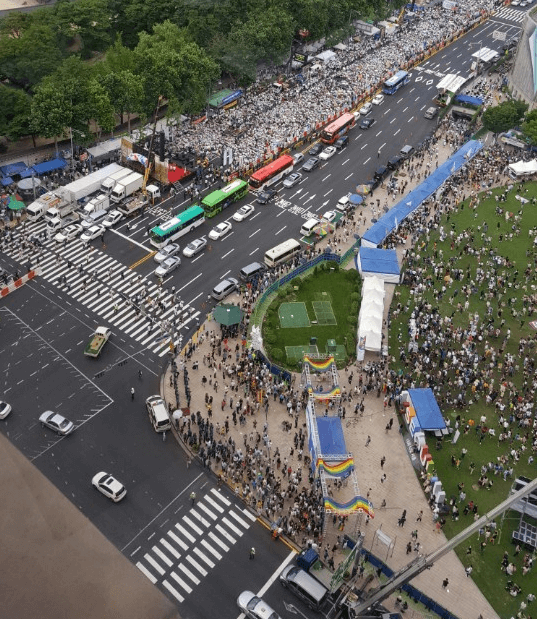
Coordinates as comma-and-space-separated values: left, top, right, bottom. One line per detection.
26, 158, 68, 177
360, 140, 484, 248
355, 247, 400, 283
508, 160, 537, 179
356, 277, 385, 358
302, 355, 373, 536
315, 50, 337, 65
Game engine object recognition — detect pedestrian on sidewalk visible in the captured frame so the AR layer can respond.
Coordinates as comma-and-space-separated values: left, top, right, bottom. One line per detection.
442, 578, 449, 589
365, 435, 371, 447
416, 510, 423, 522
380, 456, 386, 468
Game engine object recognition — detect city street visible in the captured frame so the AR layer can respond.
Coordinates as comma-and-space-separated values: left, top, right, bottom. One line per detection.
0, 5, 525, 615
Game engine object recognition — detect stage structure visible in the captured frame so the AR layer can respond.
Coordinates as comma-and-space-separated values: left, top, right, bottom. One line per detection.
302, 354, 374, 538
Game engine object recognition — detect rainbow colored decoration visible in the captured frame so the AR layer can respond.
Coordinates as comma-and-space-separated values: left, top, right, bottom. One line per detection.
303, 355, 335, 372
316, 457, 355, 478
307, 384, 341, 400
324, 496, 375, 518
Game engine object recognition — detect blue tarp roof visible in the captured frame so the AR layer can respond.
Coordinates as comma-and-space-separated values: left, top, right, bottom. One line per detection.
1, 177, 13, 186
32, 158, 67, 175
361, 140, 483, 247
408, 388, 446, 431
454, 94, 483, 107
316, 416, 347, 456
356, 247, 400, 275
0, 161, 28, 177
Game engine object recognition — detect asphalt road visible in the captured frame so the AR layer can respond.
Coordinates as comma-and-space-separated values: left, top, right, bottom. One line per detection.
0, 5, 525, 614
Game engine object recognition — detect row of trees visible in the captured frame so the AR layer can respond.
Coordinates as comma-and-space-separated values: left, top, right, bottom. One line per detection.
0, 0, 398, 145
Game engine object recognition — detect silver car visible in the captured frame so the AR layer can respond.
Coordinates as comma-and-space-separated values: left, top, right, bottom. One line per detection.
154, 243, 180, 263
183, 238, 207, 258
237, 591, 282, 619
155, 255, 181, 277
39, 410, 75, 435
283, 173, 302, 188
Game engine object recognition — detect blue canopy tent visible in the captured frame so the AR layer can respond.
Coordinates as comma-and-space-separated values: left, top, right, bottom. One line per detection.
1, 177, 14, 186
31, 158, 67, 175
355, 247, 400, 283
407, 388, 446, 432
0, 162, 28, 177
361, 140, 483, 248
349, 194, 363, 205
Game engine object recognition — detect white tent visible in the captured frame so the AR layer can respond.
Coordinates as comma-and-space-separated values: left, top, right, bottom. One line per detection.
315, 50, 336, 64
357, 277, 385, 353
508, 160, 537, 177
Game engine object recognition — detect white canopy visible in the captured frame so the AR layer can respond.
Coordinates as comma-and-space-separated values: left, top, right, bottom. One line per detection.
436, 74, 467, 94
357, 277, 385, 352
508, 160, 537, 176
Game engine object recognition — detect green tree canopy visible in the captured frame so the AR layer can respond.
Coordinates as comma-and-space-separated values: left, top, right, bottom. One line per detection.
482, 100, 528, 135
0, 85, 32, 141
521, 109, 537, 146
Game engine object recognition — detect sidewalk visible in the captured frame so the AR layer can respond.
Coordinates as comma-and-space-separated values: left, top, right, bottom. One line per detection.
159, 130, 500, 618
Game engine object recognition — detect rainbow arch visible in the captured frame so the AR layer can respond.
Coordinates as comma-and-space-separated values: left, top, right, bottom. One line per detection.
303, 355, 336, 372
316, 457, 355, 478
324, 496, 375, 517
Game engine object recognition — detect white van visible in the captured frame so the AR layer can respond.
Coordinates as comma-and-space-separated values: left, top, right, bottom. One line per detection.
146, 395, 171, 432
300, 218, 321, 237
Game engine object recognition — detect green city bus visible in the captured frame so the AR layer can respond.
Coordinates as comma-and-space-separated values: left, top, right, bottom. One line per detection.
149, 205, 205, 249
201, 179, 249, 218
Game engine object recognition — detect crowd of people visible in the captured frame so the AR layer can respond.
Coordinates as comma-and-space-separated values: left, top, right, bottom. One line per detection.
171, 0, 496, 171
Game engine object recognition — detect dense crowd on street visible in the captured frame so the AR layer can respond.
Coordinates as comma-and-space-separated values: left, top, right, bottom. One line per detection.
172, 0, 496, 169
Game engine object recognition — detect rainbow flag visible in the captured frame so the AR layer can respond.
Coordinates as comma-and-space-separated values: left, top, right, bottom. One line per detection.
303, 355, 335, 372
307, 385, 341, 399
316, 457, 355, 478
324, 495, 374, 517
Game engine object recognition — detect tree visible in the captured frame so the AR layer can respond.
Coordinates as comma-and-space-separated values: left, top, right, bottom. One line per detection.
482, 100, 527, 135
0, 85, 33, 142
101, 70, 144, 132
133, 21, 219, 116
521, 109, 537, 145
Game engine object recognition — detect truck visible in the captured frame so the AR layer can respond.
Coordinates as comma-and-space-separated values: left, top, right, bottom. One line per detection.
117, 185, 161, 216
25, 162, 123, 221
100, 167, 131, 195
84, 326, 111, 357
110, 172, 144, 203
83, 194, 110, 216
46, 212, 80, 233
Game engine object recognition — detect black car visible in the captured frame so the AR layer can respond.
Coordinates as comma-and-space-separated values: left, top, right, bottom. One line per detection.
374, 165, 388, 181
387, 155, 403, 170
335, 135, 349, 150
308, 143, 323, 156
360, 118, 375, 130
256, 188, 277, 204
302, 157, 320, 172
366, 177, 380, 191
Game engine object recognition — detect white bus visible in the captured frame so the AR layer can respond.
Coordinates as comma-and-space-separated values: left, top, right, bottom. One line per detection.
264, 238, 302, 267
149, 205, 205, 249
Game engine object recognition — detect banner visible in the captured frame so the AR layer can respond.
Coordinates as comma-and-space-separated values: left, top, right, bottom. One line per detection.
357, 336, 366, 361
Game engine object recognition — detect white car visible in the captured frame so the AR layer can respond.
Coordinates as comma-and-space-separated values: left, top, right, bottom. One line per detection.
233, 204, 255, 222
322, 210, 337, 223
360, 102, 373, 115
0, 401, 12, 420
80, 225, 105, 242
237, 591, 282, 619
208, 221, 232, 240
102, 210, 123, 228
92, 472, 127, 502
183, 238, 207, 258
39, 410, 75, 436
319, 146, 337, 161
154, 243, 180, 263
54, 223, 82, 243
372, 94, 385, 105
155, 255, 181, 278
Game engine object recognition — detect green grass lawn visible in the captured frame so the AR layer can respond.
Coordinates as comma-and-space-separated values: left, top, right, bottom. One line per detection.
389, 182, 537, 617
262, 262, 360, 370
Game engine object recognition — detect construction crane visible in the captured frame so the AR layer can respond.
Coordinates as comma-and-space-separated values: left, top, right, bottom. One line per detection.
142, 95, 163, 199
346, 476, 537, 617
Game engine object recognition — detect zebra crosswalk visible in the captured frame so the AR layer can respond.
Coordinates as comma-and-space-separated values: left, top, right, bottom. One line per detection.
1, 220, 200, 356
133, 488, 257, 604
494, 6, 526, 23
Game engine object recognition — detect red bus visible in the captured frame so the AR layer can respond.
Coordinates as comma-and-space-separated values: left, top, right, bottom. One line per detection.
320, 112, 355, 144
249, 154, 294, 190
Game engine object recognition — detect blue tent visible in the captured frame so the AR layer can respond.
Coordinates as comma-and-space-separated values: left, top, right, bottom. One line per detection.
32, 158, 68, 175
0, 161, 28, 177
1, 177, 14, 186
349, 194, 363, 205
361, 140, 483, 248
407, 389, 446, 431
355, 247, 400, 283
454, 94, 483, 107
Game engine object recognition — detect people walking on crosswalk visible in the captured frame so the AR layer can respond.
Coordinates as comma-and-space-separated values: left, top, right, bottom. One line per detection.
190, 491, 196, 505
